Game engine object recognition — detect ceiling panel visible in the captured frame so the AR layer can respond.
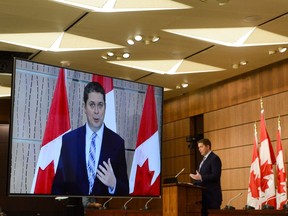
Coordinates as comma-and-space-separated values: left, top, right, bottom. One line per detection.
0, 0, 287, 100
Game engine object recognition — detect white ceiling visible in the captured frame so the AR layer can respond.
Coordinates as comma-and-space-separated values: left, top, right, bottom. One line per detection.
0, 0, 288, 100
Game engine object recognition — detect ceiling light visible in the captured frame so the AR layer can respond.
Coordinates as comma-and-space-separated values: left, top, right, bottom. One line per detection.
217, 0, 229, 6
127, 39, 134, 45
240, 60, 247, 66
181, 83, 188, 88
144, 39, 151, 45
151, 36, 160, 43
268, 50, 276, 55
134, 35, 143, 41
278, 47, 287, 53
232, 64, 239, 69
176, 85, 181, 89
122, 52, 130, 58
101, 55, 108, 60
60, 60, 71, 67
107, 51, 114, 57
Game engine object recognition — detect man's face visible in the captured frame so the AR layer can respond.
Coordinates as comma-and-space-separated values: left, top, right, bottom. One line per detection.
198, 142, 210, 156
84, 92, 106, 132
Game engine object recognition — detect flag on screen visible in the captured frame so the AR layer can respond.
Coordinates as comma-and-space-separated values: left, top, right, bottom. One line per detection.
31, 68, 71, 194
276, 118, 287, 209
92, 75, 116, 132
259, 107, 276, 207
247, 123, 261, 209
129, 86, 160, 195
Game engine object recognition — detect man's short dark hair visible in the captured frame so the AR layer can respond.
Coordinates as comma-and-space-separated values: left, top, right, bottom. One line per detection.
83, 82, 106, 104
197, 138, 211, 148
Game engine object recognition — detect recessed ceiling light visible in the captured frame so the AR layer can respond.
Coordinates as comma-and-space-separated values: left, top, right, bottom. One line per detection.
134, 35, 143, 41
60, 60, 71, 66
181, 83, 188, 88
243, 15, 262, 23
107, 51, 114, 57
101, 55, 108, 60
217, 0, 229, 6
127, 39, 134, 45
278, 47, 287, 53
123, 53, 130, 58
151, 36, 160, 43
240, 60, 247, 66
232, 64, 239, 69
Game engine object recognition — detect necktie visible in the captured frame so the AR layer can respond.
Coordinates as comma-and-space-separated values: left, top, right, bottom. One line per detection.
88, 132, 97, 194
199, 156, 206, 171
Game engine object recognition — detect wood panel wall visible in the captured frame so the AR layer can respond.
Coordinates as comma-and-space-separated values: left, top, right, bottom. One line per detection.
162, 59, 288, 209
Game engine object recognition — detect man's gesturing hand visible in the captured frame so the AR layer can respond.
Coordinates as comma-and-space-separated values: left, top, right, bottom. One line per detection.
97, 158, 116, 189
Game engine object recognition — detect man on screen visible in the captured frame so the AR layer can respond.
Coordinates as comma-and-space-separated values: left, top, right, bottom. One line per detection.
52, 81, 129, 196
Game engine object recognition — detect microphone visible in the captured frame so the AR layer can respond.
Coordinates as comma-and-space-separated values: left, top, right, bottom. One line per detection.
175, 168, 185, 178
262, 194, 283, 210
163, 168, 185, 184
224, 192, 243, 210
140, 197, 153, 210
100, 197, 113, 210
122, 197, 133, 210
283, 199, 288, 210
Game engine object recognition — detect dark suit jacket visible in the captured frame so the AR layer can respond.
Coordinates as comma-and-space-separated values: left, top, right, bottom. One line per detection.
194, 151, 222, 210
52, 124, 129, 196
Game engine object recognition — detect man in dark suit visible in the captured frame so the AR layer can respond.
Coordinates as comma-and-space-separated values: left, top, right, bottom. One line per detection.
190, 138, 222, 216
52, 81, 129, 196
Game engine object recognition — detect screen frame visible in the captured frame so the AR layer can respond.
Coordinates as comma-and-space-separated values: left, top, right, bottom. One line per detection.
8, 58, 163, 198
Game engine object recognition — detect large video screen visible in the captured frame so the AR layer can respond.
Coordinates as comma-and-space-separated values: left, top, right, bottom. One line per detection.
9, 59, 163, 197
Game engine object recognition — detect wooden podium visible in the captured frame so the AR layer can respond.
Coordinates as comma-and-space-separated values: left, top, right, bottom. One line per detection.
162, 182, 203, 216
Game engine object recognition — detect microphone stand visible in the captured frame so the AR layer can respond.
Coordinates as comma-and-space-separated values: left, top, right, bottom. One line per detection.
122, 198, 133, 210
99, 197, 113, 210
224, 192, 243, 210
283, 199, 288, 210
140, 198, 153, 211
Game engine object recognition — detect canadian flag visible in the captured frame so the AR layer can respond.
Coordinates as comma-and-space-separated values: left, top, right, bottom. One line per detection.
276, 118, 287, 209
92, 75, 116, 132
31, 68, 71, 194
259, 108, 276, 207
129, 86, 161, 195
247, 123, 261, 209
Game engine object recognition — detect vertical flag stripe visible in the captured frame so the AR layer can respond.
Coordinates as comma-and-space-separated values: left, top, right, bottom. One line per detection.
42, 68, 71, 146
247, 124, 261, 209
259, 108, 276, 207
129, 86, 160, 196
92, 74, 113, 93
276, 119, 287, 209
136, 86, 158, 147
31, 68, 71, 194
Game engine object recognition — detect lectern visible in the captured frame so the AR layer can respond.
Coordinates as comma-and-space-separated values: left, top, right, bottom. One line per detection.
162, 182, 203, 216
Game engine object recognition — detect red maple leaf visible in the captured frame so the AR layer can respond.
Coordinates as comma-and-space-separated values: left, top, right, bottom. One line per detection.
34, 160, 55, 194
260, 160, 274, 192
277, 168, 287, 193
249, 170, 260, 198
131, 159, 160, 196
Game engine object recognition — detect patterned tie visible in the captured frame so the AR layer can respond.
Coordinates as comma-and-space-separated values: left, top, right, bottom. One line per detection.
199, 156, 206, 171
88, 132, 97, 194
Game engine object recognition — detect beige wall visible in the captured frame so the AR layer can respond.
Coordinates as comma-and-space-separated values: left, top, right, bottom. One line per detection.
162, 59, 288, 209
